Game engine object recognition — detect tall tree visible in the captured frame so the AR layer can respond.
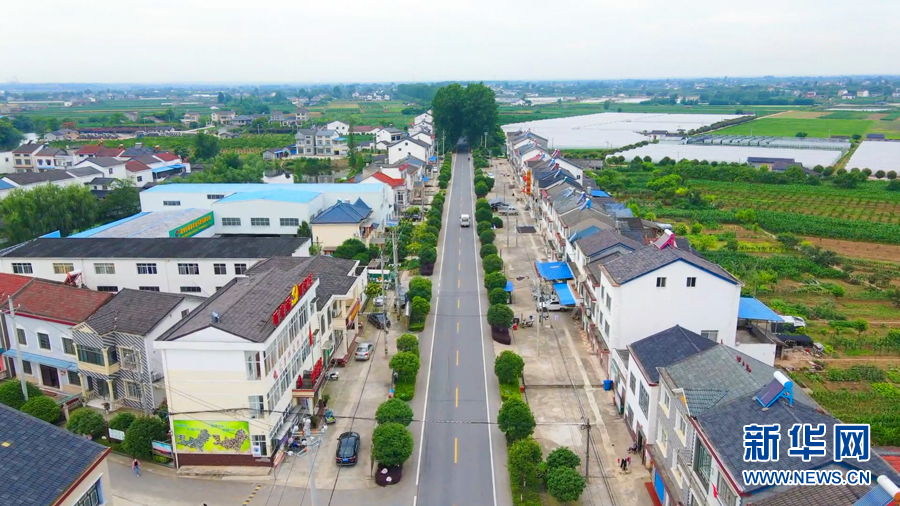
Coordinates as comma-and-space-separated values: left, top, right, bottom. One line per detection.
0, 184, 98, 243
192, 132, 220, 160
100, 180, 141, 222
431, 83, 466, 144
0, 119, 22, 151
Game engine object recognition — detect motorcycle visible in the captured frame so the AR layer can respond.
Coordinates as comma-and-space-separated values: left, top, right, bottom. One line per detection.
523, 315, 535, 328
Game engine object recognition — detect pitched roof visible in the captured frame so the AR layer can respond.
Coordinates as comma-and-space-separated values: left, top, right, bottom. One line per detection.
35, 148, 65, 157
0, 403, 109, 506
154, 152, 179, 162
351, 125, 374, 133
14, 279, 113, 324
12, 144, 43, 154
389, 137, 430, 149
3, 170, 73, 186
66, 167, 102, 178
75, 144, 105, 155
121, 146, 156, 157
575, 229, 641, 257
159, 256, 357, 343
97, 147, 124, 157
1, 237, 309, 259
371, 172, 404, 188
125, 160, 152, 173
311, 198, 373, 224
84, 289, 190, 335
0, 273, 34, 306
600, 245, 738, 285
627, 326, 717, 384
79, 156, 123, 168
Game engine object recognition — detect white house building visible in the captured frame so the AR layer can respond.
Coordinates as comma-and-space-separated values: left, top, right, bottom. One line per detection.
325, 121, 350, 136
0, 274, 113, 396
387, 137, 432, 164
376, 127, 405, 147
155, 256, 365, 469
0, 236, 311, 296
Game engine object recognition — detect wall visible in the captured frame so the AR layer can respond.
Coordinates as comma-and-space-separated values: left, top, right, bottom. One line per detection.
733, 341, 776, 367
654, 378, 695, 506
388, 141, 429, 164
4, 314, 81, 394
59, 457, 113, 506
212, 199, 319, 236
312, 223, 364, 251
0, 151, 14, 173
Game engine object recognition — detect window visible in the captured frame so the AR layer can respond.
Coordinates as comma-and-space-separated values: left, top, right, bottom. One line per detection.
657, 425, 669, 456
214, 263, 227, 275
249, 395, 265, 418
605, 294, 611, 310
638, 383, 649, 416
181, 309, 190, 318
207, 194, 225, 200
136, 263, 158, 275
701, 330, 719, 342
246, 352, 261, 380
97, 286, 118, 292
222, 217, 241, 226
676, 413, 688, 438
22, 360, 32, 375
12, 263, 33, 274
180, 286, 202, 293
37, 332, 51, 350
108, 168, 114, 175
250, 217, 270, 227
178, 263, 199, 275
139, 286, 160, 292
137, 176, 144, 182
16, 328, 26, 346
62, 337, 76, 355
120, 348, 139, 370
659, 388, 671, 416
629, 372, 636, 393
604, 321, 610, 336
163, 200, 181, 206
235, 263, 248, 275
107, 347, 118, 365
52, 263, 74, 274
94, 263, 115, 275
124, 381, 141, 399
280, 217, 300, 227
77, 346, 104, 366
656, 277, 667, 287
252, 434, 268, 456
68, 370, 81, 386
686, 277, 697, 287
693, 439, 712, 488
718, 472, 737, 506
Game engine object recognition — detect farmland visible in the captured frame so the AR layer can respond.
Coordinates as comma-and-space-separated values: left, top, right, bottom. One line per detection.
714, 117, 877, 138
50, 134, 297, 154
498, 102, 795, 126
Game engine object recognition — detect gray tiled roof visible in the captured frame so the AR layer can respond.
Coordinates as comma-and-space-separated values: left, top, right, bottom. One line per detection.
67, 167, 102, 178
158, 256, 358, 343
559, 208, 613, 228
85, 289, 190, 335
575, 229, 641, 257
1, 237, 309, 259
80, 156, 123, 168
600, 245, 739, 285
4, 170, 73, 186
627, 325, 717, 384
0, 403, 108, 506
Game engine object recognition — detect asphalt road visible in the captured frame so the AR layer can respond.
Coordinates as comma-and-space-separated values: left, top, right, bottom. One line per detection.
416, 148, 509, 506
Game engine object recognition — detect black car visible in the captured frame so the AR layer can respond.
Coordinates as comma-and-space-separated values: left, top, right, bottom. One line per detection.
336, 431, 360, 466
367, 312, 391, 329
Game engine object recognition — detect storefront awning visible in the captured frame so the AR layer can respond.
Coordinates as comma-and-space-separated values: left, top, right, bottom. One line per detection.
535, 261, 574, 281
553, 283, 577, 306
2, 349, 78, 372
739, 297, 783, 322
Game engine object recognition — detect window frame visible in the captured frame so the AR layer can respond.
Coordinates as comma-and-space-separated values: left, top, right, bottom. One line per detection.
693, 438, 712, 489
180, 286, 202, 293
177, 263, 200, 275
250, 217, 271, 227
21, 360, 32, 375
701, 330, 719, 342
638, 382, 649, 416
124, 380, 141, 400
77, 346, 105, 366
136, 263, 158, 275
68, 370, 81, 386
234, 263, 248, 275
251, 434, 268, 456
222, 217, 241, 226
52, 262, 74, 274
280, 217, 300, 227
94, 263, 115, 275
656, 276, 667, 287
16, 328, 26, 346
62, 337, 76, 355
629, 372, 636, 393
12, 263, 33, 274
214, 263, 227, 275
687, 276, 697, 287
139, 286, 160, 292
163, 200, 181, 206
249, 395, 265, 418
96, 286, 119, 293
717, 471, 737, 506
37, 332, 51, 351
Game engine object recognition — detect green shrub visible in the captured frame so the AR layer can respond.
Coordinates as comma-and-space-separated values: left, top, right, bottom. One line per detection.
475, 198, 490, 211
475, 207, 492, 223
408, 276, 433, 303
482, 254, 503, 274
410, 296, 431, 327
489, 287, 509, 305
477, 221, 492, 234
376, 398, 414, 426
474, 182, 488, 198
67, 408, 108, 439
372, 422, 414, 466
394, 381, 415, 401
492, 217, 503, 228
480, 243, 498, 258
500, 383, 523, 402
494, 351, 525, 385
0, 381, 44, 410
109, 412, 137, 432
396, 333, 419, 356
123, 416, 169, 460
484, 272, 507, 291
390, 351, 421, 381
508, 437, 543, 487
498, 398, 536, 442
487, 304, 514, 329
480, 230, 495, 244
546, 446, 581, 470
20, 396, 60, 424
547, 466, 586, 503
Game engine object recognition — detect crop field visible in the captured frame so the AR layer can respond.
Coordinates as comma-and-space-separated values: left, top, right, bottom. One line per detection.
693, 180, 900, 224
498, 103, 794, 126
715, 117, 878, 138
819, 111, 875, 120
50, 134, 297, 153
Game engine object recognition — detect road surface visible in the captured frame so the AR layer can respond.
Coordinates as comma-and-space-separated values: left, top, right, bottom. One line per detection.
416, 147, 509, 506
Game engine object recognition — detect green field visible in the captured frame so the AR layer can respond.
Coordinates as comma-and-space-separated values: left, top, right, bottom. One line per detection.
498, 103, 796, 126
714, 117, 878, 138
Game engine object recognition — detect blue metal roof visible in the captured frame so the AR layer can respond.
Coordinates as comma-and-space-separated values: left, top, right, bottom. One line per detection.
553, 283, 577, 305
3, 349, 78, 372
568, 225, 602, 243
0, 180, 15, 190
739, 297, 783, 322
69, 212, 151, 237
591, 189, 610, 198
218, 189, 320, 204
145, 183, 386, 194
535, 261, 574, 281
151, 163, 185, 174
40, 231, 62, 238
311, 198, 372, 224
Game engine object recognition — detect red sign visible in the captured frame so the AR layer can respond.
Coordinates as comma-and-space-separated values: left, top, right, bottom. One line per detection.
272, 273, 314, 326
295, 358, 324, 390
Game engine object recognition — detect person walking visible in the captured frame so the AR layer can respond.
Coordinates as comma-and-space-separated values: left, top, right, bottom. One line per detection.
132, 458, 140, 477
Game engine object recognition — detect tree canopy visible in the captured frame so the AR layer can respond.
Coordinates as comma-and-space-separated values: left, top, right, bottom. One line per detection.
375, 399, 414, 426
431, 83, 501, 148
192, 132, 220, 160
372, 422, 414, 467
497, 398, 536, 442
0, 119, 23, 151
0, 184, 98, 243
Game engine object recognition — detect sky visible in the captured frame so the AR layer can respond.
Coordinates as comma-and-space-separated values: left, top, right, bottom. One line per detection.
3, 0, 900, 84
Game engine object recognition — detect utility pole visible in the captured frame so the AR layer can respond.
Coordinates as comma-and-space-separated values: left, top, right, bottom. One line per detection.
380, 251, 387, 356
392, 227, 400, 317
583, 419, 591, 483
8, 298, 27, 402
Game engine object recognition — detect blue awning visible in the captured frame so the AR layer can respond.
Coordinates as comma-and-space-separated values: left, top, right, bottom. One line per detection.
535, 261, 573, 281
429, 156, 436, 162
504, 281, 514, 293
739, 297, 783, 322
553, 283, 577, 305
152, 163, 185, 174
591, 189, 610, 198
3, 349, 78, 372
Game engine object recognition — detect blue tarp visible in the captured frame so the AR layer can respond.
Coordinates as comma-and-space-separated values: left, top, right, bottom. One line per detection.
553, 283, 577, 305
591, 189, 611, 198
3, 349, 78, 372
739, 297, 783, 322
504, 281, 514, 293
535, 261, 574, 281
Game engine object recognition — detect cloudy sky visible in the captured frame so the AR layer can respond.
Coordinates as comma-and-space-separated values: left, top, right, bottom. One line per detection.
3, 0, 899, 84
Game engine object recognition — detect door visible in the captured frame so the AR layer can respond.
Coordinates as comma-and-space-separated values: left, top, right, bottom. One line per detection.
637, 431, 646, 465
40, 365, 60, 389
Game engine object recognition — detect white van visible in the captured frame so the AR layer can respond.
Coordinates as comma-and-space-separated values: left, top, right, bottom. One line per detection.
460, 214, 471, 227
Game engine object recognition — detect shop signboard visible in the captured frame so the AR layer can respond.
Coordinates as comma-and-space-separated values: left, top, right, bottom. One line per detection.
169, 212, 214, 238
173, 420, 251, 454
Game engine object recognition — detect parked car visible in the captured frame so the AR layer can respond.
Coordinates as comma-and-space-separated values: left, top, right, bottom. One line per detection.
336, 431, 361, 466
539, 300, 572, 312
486, 172, 495, 179
367, 312, 391, 329
373, 296, 385, 307
355, 342, 375, 360
782, 315, 807, 328
490, 200, 508, 211
498, 207, 519, 216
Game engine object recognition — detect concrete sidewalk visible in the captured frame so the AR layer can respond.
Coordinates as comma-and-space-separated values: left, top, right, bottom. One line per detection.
487, 158, 654, 506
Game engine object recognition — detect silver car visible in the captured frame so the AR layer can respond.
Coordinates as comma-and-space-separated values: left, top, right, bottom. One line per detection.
355, 342, 375, 361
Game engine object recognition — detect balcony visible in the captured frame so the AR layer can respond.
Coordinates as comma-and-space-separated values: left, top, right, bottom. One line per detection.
292, 361, 328, 399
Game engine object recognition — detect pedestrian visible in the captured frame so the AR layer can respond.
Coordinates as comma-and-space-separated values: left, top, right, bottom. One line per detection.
132, 458, 140, 477
619, 457, 628, 471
